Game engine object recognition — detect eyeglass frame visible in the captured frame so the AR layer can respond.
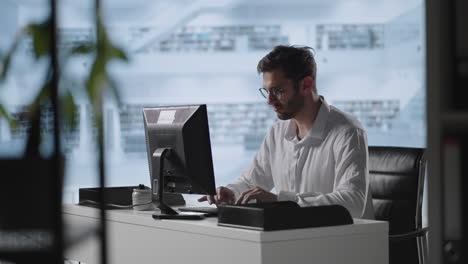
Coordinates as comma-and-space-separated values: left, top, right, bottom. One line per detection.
258, 86, 284, 99
258, 75, 308, 100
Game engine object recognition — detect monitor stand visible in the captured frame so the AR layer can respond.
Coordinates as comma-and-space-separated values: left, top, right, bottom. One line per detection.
151, 148, 204, 220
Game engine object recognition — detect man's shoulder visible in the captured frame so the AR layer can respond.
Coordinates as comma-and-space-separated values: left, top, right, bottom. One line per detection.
271, 119, 290, 130
328, 105, 366, 132
265, 119, 290, 140
326, 106, 368, 154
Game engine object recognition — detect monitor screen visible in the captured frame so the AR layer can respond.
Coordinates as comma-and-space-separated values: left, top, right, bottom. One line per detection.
143, 104, 216, 214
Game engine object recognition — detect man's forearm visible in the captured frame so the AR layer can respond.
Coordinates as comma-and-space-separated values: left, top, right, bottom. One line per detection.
279, 189, 366, 218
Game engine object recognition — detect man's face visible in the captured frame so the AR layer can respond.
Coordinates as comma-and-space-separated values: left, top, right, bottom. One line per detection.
262, 70, 304, 120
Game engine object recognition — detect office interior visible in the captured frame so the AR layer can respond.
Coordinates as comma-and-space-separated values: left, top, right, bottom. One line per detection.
0, 0, 466, 263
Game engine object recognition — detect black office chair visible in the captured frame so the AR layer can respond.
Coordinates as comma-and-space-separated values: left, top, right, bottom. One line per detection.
368, 146, 428, 264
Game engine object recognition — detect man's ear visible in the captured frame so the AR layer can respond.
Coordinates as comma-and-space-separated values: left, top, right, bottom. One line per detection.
302, 76, 314, 94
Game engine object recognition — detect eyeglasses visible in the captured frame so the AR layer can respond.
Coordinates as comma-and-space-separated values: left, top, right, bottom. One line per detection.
258, 87, 285, 99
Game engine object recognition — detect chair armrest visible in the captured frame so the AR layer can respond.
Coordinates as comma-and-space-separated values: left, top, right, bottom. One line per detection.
389, 227, 428, 241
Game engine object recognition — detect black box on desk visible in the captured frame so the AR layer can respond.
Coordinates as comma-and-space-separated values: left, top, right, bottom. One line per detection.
78, 186, 186, 209
79, 186, 136, 208
217, 201, 353, 231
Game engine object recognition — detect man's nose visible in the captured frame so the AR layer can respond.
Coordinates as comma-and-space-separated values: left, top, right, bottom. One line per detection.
267, 93, 277, 105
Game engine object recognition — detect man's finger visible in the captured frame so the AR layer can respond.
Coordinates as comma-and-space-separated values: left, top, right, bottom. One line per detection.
241, 191, 261, 204
220, 189, 234, 204
197, 196, 208, 202
207, 195, 216, 205
235, 192, 247, 205
229, 196, 236, 204
241, 194, 252, 204
235, 194, 244, 205
235, 189, 255, 204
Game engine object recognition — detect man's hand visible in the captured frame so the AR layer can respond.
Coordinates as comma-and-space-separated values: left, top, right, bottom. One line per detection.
235, 187, 277, 205
197, 186, 235, 205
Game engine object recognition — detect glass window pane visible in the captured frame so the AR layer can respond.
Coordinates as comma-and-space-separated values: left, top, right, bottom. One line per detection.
0, 0, 426, 203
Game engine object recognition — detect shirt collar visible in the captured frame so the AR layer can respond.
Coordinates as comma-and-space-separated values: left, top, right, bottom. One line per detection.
285, 96, 330, 143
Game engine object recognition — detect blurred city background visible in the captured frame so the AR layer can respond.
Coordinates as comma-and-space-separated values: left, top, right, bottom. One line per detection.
0, 0, 426, 202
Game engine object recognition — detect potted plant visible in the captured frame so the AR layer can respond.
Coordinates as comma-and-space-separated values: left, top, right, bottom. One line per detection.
0, 1, 127, 263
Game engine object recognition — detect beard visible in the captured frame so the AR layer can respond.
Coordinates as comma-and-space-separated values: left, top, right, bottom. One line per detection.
273, 89, 304, 120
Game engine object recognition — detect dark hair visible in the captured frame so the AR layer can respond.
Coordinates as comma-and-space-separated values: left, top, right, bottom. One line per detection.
257, 45, 317, 81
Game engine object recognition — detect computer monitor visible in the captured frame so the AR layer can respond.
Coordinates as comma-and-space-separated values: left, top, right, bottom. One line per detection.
143, 104, 216, 219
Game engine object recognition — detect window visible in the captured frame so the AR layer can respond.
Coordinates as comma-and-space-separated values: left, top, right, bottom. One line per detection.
0, 0, 426, 202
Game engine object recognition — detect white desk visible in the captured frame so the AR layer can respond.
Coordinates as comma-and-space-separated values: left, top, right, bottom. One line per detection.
63, 204, 388, 264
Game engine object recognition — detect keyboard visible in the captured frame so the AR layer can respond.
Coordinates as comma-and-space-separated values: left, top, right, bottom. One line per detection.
178, 202, 278, 215
178, 206, 218, 216
178, 202, 287, 216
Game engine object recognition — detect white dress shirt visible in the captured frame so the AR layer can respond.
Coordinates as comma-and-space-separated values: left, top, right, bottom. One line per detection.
226, 97, 375, 219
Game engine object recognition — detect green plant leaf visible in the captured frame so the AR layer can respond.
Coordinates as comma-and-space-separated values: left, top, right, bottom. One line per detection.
28, 20, 51, 59
70, 43, 96, 55
110, 46, 129, 61
27, 74, 51, 119
0, 104, 9, 120
62, 91, 77, 129
107, 75, 122, 106
1, 28, 28, 82
80, 11, 128, 135
85, 59, 106, 114
0, 104, 17, 129
0, 52, 13, 82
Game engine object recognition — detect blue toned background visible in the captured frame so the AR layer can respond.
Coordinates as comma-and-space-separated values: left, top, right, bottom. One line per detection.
0, 0, 426, 203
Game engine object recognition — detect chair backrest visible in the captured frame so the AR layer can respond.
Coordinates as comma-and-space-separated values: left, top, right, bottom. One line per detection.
368, 146, 426, 264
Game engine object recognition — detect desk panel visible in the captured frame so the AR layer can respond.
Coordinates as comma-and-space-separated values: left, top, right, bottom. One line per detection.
63, 205, 388, 264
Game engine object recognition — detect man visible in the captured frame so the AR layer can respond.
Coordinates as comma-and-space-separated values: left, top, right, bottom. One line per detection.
199, 45, 374, 219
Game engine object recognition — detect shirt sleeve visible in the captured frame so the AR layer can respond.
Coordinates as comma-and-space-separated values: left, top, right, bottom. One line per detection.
226, 128, 275, 198
278, 128, 369, 218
